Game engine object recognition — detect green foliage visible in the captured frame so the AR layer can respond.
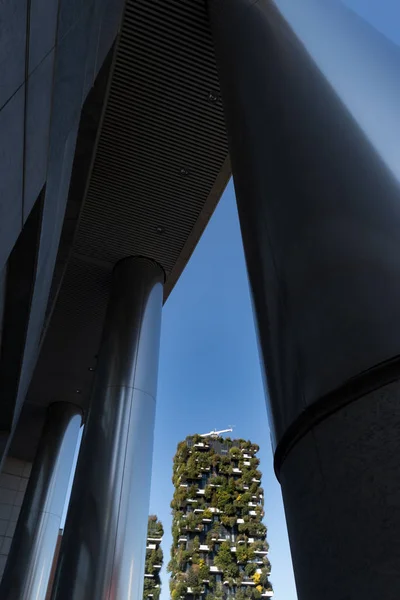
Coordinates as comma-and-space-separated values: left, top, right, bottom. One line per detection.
187, 567, 200, 588
204, 485, 213, 500
236, 544, 249, 564
238, 520, 267, 538
253, 540, 268, 552
191, 434, 203, 444
173, 581, 188, 598
216, 489, 231, 510
229, 447, 241, 458
252, 572, 261, 585
260, 567, 271, 586
236, 533, 248, 544
214, 541, 233, 571
148, 515, 164, 538
236, 589, 247, 600
221, 515, 236, 528
249, 482, 258, 494
245, 562, 257, 577
144, 516, 163, 599
211, 454, 221, 468
198, 561, 210, 581
169, 435, 271, 598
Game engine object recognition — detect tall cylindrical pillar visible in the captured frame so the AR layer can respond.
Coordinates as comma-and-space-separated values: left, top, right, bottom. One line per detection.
208, 0, 400, 598
51, 257, 164, 600
0, 402, 82, 600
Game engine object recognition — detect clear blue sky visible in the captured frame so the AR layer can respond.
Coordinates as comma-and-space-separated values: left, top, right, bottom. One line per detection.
150, 181, 297, 600
148, 2, 399, 600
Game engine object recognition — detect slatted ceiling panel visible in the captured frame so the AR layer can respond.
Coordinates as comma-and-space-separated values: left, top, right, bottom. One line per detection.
27, 0, 229, 412
75, 0, 228, 271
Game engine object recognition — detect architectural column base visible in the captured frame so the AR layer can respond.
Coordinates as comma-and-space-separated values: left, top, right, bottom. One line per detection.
51, 257, 164, 600
280, 379, 400, 598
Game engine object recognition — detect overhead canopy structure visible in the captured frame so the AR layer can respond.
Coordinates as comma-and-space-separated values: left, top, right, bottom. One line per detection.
12, 0, 230, 461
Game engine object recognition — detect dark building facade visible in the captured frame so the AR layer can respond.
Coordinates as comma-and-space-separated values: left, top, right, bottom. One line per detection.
169, 435, 272, 600
0, 1, 400, 599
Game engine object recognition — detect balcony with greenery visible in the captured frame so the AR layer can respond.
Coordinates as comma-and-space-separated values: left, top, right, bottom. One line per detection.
144, 516, 164, 600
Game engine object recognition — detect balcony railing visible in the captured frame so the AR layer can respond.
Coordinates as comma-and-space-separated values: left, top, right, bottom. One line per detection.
210, 565, 223, 573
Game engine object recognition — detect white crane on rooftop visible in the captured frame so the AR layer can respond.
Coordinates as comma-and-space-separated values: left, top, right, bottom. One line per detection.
199, 427, 233, 438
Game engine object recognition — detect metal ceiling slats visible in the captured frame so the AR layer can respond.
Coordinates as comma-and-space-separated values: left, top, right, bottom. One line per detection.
75, 0, 228, 277
97, 119, 225, 166
102, 92, 226, 143
92, 137, 224, 181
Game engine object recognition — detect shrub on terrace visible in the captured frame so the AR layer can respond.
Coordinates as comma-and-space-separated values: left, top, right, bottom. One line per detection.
245, 562, 257, 578
191, 434, 203, 444
249, 482, 258, 494
214, 541, 233, 572
253, 540, 269, 552
229, 447, 241, 458
216, 490, 231, 510
221, 515, 236, 528
262, 556, 271, 572
148, 515, 164, 538
236, 589, 247, 600
252, 572, 261, 585
198, 561, 210, 581
211, 454, 221, 468
171, 581, 188, 600
236, 544, 248, 564
187, 566, 201, 588
260, 567, 271, 585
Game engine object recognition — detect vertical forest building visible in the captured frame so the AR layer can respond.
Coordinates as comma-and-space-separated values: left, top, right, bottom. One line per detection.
143, 516, 164, 600
168, 434, 273, 600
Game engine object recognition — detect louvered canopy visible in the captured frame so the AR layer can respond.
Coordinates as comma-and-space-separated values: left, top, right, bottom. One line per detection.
24, 0, 230, 424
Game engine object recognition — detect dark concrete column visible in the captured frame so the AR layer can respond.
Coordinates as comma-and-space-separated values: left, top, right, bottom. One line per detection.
0, 402, 82, 600
51, 257, 164, 600
208, 0, 400, 598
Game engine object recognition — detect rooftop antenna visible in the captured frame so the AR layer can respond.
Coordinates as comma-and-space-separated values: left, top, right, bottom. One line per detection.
199, 427, 234, 438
